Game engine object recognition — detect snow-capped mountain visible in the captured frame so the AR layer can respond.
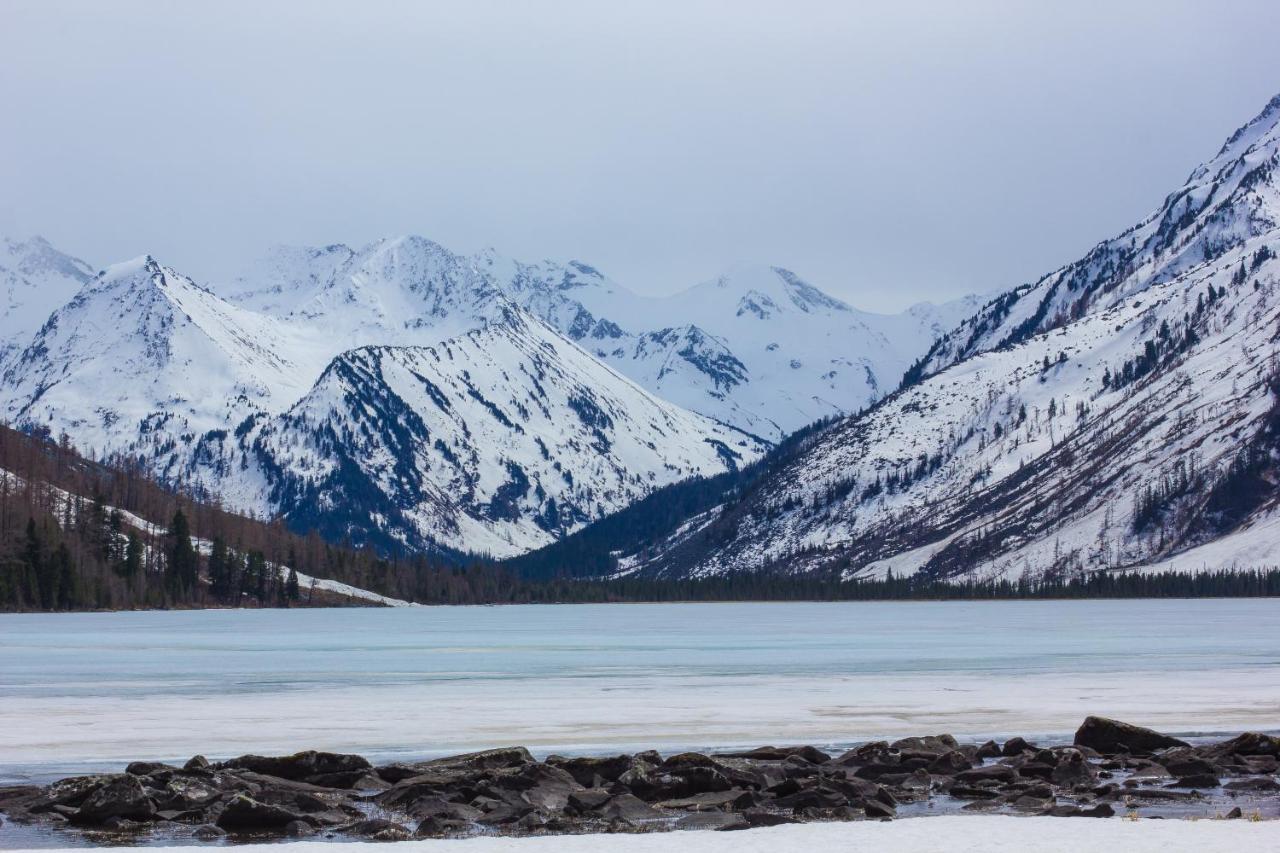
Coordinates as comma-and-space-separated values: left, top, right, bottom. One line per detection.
0, 236, 94, 364
243, 309, 762, 555
3, 256, 315, 465
583, 92, 1280, 582
229, 238, 980, 440
1, 253, 764, 555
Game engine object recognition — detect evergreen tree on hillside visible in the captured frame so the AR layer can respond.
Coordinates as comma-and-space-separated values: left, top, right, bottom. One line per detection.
166, 509, 199, 601
286, 567, 300, 603
116, 531, 143, 582
208, 537, 231, 601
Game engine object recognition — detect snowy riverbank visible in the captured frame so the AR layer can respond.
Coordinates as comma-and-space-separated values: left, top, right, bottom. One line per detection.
8, 816, 1276, 852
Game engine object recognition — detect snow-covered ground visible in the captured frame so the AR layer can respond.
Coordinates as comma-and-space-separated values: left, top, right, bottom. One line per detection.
7, 816, 1274, 852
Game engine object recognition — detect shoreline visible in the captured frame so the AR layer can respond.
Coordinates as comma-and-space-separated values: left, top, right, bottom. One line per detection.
3, 718, 1277, 846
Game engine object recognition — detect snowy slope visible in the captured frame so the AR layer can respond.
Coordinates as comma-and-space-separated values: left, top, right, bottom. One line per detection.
608, 92, 1280, 582
238, 309, 764, 556
2, 256, 316, 471
230, 240, 978, 440
0, 236, 93, 365
1, 255, 763, 554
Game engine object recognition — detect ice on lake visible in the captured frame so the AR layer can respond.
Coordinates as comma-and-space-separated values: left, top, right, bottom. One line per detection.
2, 600, 1278, 782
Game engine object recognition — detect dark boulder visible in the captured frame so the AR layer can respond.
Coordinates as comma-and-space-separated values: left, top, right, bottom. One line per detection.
214, 794, 307, 829
547, 754, 633, 787
1202, 732, 1280, 759
344, 818, 413, 841
72, 775, 156, 824
598, 792, 662, 825
1223, 776, 1280, 791
1002, 737, 1034, 756
928, 750, 972, 775
221, 751, 371, 782
567, 789, 613, 812
890, 735, 958, 756
125, 761, 179, 777
1073, 717, 1187, 754
1167, 773, 1219, 789
1050, 749, 1096, 787
1155, 748, 1218, 778
975, 741, 1002, 760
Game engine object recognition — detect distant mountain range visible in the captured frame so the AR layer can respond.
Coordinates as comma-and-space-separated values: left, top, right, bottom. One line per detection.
0, 230, 970, 556
507, 92, 1280, 583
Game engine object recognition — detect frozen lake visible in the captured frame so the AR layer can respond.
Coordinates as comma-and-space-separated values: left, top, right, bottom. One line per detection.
2, 600, 1278, 783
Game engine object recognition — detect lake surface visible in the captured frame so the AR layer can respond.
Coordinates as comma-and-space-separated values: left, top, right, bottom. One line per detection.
2, 600, 1278, 783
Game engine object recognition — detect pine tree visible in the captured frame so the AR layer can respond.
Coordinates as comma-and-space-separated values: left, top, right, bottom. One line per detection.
286, 567, 300, 603
208, 537, 230, 600
116, 531, 143, 582
166, 509, 198, 602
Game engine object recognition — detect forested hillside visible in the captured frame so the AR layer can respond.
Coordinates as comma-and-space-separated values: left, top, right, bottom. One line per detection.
0, 424, 547, 610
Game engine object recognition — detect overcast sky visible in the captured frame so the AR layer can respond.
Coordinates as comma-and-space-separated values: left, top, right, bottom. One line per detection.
2, 1, 1278, 311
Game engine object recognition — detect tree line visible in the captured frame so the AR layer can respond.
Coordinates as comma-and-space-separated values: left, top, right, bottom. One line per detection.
3, 422, 1278, 611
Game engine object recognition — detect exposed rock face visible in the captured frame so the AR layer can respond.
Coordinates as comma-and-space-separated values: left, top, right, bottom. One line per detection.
1, 721, 1276, 842
1074, 716, 1190, 754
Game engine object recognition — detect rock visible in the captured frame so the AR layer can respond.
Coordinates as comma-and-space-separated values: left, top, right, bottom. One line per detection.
1203, 732, 1280, 759
547, 754, 634, 787
1223, 776, 1280, 791
599, 792, 662, 825
675, 811, 748, 831
1073, 717, 1188, 755
345, 818, 413, 840
1050, 749, 1096, 787
976, 741, 1002, 760
949, 784, 1002, 800
954, 764, 1018, 785
772, 787, 847, 811
125, 761, 178, 777
220, 751, 371, 782
72, 775, 156, 824
1013, 795, 1054, 811
658, 789, 750, 810
718, 745, 830, 764
1002, 737, 1034, 756
190, 823, 225, 840
829, 741, 894, 766
1225, 806, 1243, 819
37, 775, 113, 809
567, 789, 614, 813
742, 810, 800, 827
928, 750, 972, 775
415, 815, 471, 836
215, 794, 307, 829
184, 755, 210, 772
284, 819, 315, 837
890, 735, 958, 756
1168, 773, 1220, 788
1156, 748, 1219, 778
157, 776, 222, 810
863, 799, 895, 819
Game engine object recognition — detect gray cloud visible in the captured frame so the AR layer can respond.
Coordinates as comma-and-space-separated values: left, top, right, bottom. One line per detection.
1, 0, 1278, 311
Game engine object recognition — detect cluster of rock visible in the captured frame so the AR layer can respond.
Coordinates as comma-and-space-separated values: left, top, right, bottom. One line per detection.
1, 717, 1276, 841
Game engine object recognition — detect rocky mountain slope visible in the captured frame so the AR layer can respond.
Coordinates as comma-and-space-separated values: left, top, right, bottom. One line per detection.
1, 222, 970, 555
1, 254, 763, 555
551, 92, 1280, 582
229, 237, 981, 440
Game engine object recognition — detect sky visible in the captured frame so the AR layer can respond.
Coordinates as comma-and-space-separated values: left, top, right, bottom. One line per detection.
2, 1, 1279, 312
